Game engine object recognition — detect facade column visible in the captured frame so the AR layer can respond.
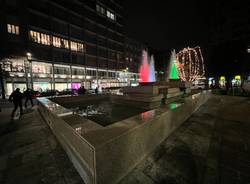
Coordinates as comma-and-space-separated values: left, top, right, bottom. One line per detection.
30, 60, 33, 90
11, 77, 14, 92
52, 63, 55, 90
70, 65, 73, 88
24, 60, 29, 90
84, 65, 87, 87
96, 68, 98, 87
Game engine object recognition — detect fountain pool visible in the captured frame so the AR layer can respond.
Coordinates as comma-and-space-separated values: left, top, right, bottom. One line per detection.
58, 98, 147, 126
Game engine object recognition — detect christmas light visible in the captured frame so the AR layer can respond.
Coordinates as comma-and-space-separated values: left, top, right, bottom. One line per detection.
176, 46, 205, 82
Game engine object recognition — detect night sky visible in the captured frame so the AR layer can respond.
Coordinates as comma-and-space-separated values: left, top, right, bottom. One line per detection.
124, 0, 250, 77
124, 0, 211, 51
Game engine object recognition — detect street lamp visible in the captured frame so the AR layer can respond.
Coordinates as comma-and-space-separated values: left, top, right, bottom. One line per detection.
26, 52, 32, 60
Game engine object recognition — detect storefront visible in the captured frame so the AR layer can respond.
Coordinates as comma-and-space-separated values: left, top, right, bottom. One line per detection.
2, 57, 139, 95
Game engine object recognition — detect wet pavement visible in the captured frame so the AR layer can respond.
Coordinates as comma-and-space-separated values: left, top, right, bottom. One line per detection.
1, 95, 250, 184
0, 100, 83, 184
119, 95, 250, 184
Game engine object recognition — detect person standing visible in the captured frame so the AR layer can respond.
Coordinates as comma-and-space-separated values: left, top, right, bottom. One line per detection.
9, 88, 23, 119
24, 88, 34, 108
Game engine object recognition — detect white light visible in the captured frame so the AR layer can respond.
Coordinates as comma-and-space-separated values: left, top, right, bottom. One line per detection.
26, 52, 32, 60
247, 48, 250, 53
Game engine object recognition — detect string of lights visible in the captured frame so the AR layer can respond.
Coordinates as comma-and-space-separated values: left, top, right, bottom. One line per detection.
176, 46, 205, 82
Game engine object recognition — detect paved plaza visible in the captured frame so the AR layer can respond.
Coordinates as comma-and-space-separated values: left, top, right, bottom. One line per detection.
0, 95, 250, 184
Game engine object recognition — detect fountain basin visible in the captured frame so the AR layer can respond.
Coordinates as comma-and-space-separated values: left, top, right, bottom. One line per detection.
37, 91, 210, 184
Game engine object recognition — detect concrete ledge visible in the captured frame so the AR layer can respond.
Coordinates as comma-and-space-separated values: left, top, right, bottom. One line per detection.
38, 91, 210, 184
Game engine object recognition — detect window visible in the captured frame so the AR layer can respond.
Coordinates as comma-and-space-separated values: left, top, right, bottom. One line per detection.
7, 24, 19, 35
61, 38, 69, 49
96, 4, 105, 15
30, 30, 50, 45
53, 36, 61, 48
107, 10, 115, 21
41, 33, 50, 45
70, 41, 84, 52
53, 36, 69, 49
96, 4, 116, 21
107, 10, 111, 18
29, 29, 84, 52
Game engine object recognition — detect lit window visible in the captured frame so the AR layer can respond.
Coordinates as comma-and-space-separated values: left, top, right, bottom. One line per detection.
106, 10, 115, 21
53, 36, 61, 48
61, 38, 69, 49
71, 41, 77, 51
29, 30, 51, 45
7, 24, 20, 35
110, 13, 115, 20
107, 10, 111, 18
7, 24, 11, 33
15, 26, 19, 35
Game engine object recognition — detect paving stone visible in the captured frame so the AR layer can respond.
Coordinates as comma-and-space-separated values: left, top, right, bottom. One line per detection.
0, 106, 84, 184
1, 96, 250, 184
0, 155, 8, 171
119, 95, 250, 184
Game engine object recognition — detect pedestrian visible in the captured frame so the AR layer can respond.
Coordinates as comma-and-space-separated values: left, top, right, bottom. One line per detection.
95, 86, 98, 94
9, 88, 23, 119
24, 88, 34, 108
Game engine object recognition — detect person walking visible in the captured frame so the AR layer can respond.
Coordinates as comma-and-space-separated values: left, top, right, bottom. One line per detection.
9, 88, 23, 119
24, 88, 34, 108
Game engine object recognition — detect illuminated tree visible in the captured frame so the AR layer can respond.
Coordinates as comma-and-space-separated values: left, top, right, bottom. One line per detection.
176, 46, 205, 81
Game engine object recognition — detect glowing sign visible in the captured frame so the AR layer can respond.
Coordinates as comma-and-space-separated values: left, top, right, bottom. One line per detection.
235, 75, 241, 80
220, 76, 225, 81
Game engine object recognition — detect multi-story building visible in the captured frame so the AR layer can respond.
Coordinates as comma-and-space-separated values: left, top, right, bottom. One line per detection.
0, 0, 143, 95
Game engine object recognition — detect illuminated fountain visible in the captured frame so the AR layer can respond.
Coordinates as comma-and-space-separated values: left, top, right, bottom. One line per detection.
37, 50, 210, 184
168, 50, 179, 80
139, 50, 156, 83
117, 50, 168, 109
149, 55, 156, 82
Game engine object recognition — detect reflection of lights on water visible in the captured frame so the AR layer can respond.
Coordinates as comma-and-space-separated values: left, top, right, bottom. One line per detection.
169, 103, 178, 109
75, 127, 82, 134
192, 93, 201, 99
169, 102, 183, 110
141, 110, 155, 120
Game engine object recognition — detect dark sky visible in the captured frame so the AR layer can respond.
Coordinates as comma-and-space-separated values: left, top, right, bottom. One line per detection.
124, 0, 211, 51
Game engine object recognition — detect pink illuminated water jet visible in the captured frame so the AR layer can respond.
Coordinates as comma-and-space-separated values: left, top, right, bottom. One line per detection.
139, 50, 156, 83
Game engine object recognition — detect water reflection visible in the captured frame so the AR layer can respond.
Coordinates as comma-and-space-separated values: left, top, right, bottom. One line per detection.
69, 100, 146, 126
72, 105, 105, 117
169, 102, 183, 110
141, 110, 155, 120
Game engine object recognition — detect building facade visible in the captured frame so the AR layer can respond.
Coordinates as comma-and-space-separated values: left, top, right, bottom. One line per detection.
0, 0, 144, 95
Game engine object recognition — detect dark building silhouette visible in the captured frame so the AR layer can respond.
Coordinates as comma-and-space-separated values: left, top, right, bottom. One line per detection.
0, 0, 145, 94
209, 1, 250, 79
